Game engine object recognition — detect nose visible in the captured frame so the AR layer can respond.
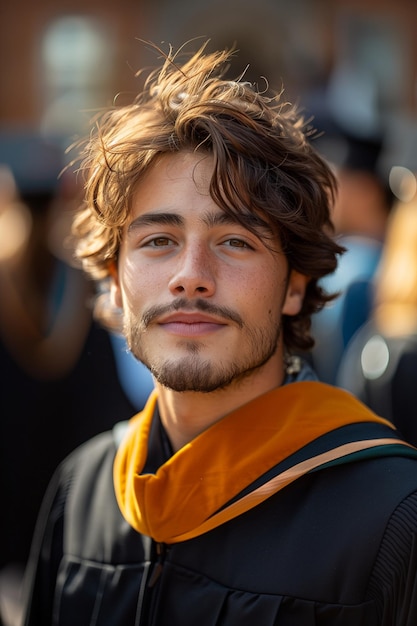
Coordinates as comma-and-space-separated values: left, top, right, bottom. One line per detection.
168, 241, 216, 298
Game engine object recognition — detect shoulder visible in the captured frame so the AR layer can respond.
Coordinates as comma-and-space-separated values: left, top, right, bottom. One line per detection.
30, 428, 120, 543
312, 454, 417, 560
37, 421, 141, 562
60, 421, 129, 479
366, 480, 417, 616
57, 421, 129, 517
34, 422, 129, 542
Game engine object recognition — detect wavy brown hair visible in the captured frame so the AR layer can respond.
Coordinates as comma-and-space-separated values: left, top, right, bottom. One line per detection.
72, 41, 344, 352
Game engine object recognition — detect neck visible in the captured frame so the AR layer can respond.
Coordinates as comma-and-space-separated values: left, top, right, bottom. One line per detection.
155, 355, 285, 452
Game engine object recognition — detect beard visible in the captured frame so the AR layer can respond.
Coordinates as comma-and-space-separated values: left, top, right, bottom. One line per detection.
123, 299, 282, 393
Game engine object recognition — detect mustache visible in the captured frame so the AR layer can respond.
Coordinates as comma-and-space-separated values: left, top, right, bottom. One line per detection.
141, 298, 244, 329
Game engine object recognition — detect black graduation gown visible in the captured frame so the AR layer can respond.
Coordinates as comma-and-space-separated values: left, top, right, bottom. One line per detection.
22, 415, 417, 626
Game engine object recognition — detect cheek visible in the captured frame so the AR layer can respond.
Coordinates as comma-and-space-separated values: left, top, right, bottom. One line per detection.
121, 260, 168, 309
257, 260, 288, 309
242, 274, 285, 322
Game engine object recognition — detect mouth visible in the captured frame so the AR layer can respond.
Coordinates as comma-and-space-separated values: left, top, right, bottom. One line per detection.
157, 311, 228, 337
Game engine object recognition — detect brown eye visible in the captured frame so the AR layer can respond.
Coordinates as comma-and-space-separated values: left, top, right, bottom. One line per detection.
150, 237, 172, 247
225, 238, 252, 249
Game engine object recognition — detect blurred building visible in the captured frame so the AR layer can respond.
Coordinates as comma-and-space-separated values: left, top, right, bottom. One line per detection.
0, 0, 417, 156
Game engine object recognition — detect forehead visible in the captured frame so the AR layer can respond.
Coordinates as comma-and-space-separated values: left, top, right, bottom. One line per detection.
128, 150, 279, 245
127, 152, 218, 233
135, 151, 214, 201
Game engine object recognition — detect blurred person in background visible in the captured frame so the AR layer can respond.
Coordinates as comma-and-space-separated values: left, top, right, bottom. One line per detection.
20, 43, 417, 626
329, 132, 392, 242
337, 176, 417, 447
0, 132, 149, 626
310, 128, 393, 384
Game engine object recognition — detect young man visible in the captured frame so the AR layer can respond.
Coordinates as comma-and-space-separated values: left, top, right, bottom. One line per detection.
22, 44, 417, 625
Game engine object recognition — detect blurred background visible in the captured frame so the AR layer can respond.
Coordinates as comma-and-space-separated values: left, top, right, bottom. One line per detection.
2, 0, 417, 624
1, 0, 417, 146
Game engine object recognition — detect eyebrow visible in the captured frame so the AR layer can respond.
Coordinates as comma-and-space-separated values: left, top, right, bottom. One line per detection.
204, 209, 275, 239
127, 208, 274, 237
128, 212, 184, 232
201, 211, 243, 228
127, 210, 237, 233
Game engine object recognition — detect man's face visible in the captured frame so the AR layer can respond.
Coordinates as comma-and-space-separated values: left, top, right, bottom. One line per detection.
112, 151, 305, 393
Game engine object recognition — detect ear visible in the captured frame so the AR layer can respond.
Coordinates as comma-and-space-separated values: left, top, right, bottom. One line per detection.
282, 270, 309, 316
109, 262, 123, 309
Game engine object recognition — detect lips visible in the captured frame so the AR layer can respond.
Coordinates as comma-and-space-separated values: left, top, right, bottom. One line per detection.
158, 312, 226, 325
157, 311, 228, 336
